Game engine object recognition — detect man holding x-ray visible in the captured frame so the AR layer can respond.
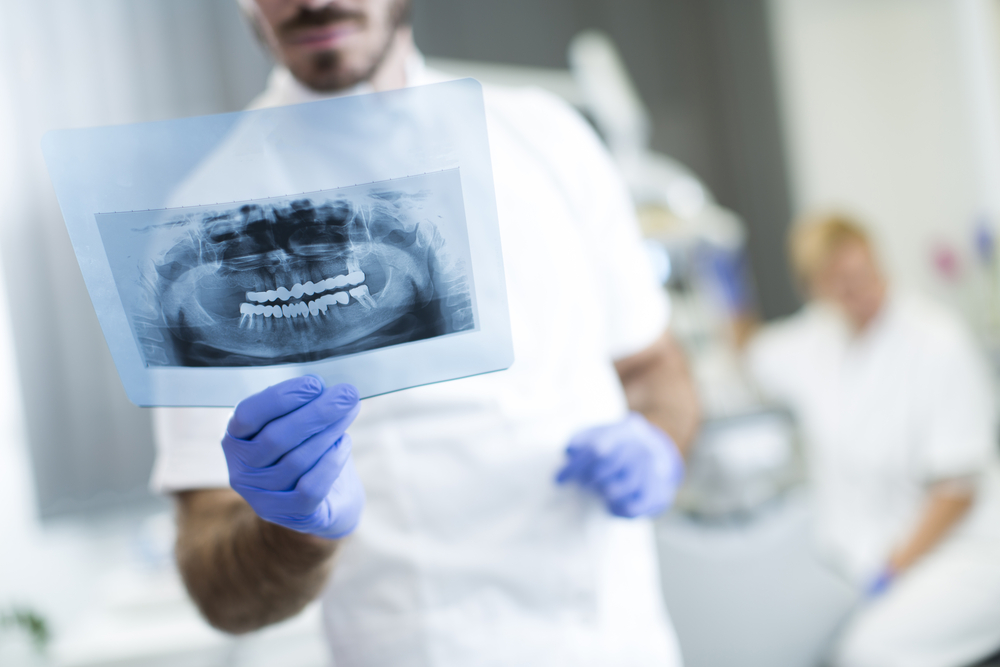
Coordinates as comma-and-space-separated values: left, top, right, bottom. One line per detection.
152, 1, 700, 664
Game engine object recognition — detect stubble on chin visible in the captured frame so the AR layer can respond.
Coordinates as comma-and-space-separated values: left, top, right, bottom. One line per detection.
285, 0, 411, 93
304, 50, 355, 92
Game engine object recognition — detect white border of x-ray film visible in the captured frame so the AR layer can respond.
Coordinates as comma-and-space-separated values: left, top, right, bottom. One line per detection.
42, 79, 513, 407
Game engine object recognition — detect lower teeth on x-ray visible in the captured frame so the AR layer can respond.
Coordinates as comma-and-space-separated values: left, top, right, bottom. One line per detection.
98, 172, 476, 367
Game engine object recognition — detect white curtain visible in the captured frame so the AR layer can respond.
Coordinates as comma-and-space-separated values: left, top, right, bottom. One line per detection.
0, 0, 272, 516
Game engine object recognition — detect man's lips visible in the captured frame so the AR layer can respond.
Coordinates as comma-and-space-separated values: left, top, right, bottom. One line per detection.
283, 21, 362, 48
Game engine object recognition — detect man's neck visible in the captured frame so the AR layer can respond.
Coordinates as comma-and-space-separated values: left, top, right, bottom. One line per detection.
368, 27, 414, 92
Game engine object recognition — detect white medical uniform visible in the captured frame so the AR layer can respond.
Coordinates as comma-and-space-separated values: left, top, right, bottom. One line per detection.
151, 57, 683, 667
747, 292, 1000, 667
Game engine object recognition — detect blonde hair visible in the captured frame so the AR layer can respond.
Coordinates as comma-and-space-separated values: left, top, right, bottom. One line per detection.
788, 211, 874, 285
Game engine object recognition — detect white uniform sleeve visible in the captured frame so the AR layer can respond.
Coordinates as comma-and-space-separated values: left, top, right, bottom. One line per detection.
579, 158, 670, 361
504, 89, 669, 360
150, 407, 231, 493
918, 322, 998, 480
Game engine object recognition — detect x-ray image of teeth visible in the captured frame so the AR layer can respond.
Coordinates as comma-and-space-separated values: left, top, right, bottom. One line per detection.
96, 169, 476, 367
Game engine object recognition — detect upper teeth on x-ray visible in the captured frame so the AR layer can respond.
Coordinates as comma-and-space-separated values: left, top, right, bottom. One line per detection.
99, 171, 476, 367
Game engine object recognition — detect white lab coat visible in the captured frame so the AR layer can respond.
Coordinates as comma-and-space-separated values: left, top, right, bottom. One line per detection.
748, 293, 1000, 667
151, 57, 683, 666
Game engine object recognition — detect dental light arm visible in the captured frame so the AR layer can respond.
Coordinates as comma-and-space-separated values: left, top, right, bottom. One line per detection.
175, 377, 365, 634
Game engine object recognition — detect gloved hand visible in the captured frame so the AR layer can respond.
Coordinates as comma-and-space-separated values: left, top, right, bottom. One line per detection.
865, 566, 895, 598
222, 376, 364, 540
556, 412, 685, 518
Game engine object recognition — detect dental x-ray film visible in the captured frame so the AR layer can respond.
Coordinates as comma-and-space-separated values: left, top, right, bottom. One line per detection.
42, 80, 512, 407
100, 171, 474, 368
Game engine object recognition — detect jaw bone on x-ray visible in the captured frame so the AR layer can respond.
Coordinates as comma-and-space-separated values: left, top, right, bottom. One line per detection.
42, 79, 512, 407
101, 171, 474, 368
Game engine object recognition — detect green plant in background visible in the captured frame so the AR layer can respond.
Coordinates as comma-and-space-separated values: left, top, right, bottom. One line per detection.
1, 607, 50, 653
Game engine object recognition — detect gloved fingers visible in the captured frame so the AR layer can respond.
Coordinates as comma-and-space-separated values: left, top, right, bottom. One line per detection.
268, 422, 354, 489
239, 384, 360, 468
231, 483, 301, 521
608, 493, 643, 518
566, 423, 627, 456
228, 376, 325, 440
291, 434, 357, 514
623, 476, 677, 518
262, 486, 361, 540
318, 461, 366, 539
231, 434, 353, 518
561, 427, 637, 486
555, 446, 596, 484
588, 441, 637, 489
598, 462, 646, 504
611, 487, 665, 519
559, 413, 683, 519
245, 489, 282, 516
233, 424, 353, 493
222, 433, 269, 473
254, 459, 365, 540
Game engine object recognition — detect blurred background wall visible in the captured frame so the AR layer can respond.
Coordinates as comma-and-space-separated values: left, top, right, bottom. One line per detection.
769, 0, 1000, 309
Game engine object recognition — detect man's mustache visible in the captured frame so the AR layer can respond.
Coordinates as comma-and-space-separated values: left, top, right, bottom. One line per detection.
279, 4, 364, 36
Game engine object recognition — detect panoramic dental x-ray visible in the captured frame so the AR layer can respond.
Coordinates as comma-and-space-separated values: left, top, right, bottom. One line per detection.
102, 172, 473, 368
43, 80, 512, 406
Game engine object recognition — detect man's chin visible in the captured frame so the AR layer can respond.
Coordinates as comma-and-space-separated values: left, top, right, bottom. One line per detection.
287, 54, 371, 93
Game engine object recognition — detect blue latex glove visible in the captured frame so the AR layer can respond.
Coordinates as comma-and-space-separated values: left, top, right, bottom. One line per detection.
222, 376, 364, 540
865, 567, 895, 598
556, 412, 685, 518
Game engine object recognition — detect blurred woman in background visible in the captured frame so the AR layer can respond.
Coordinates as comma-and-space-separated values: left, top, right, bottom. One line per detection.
746, 213, 1000, 667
